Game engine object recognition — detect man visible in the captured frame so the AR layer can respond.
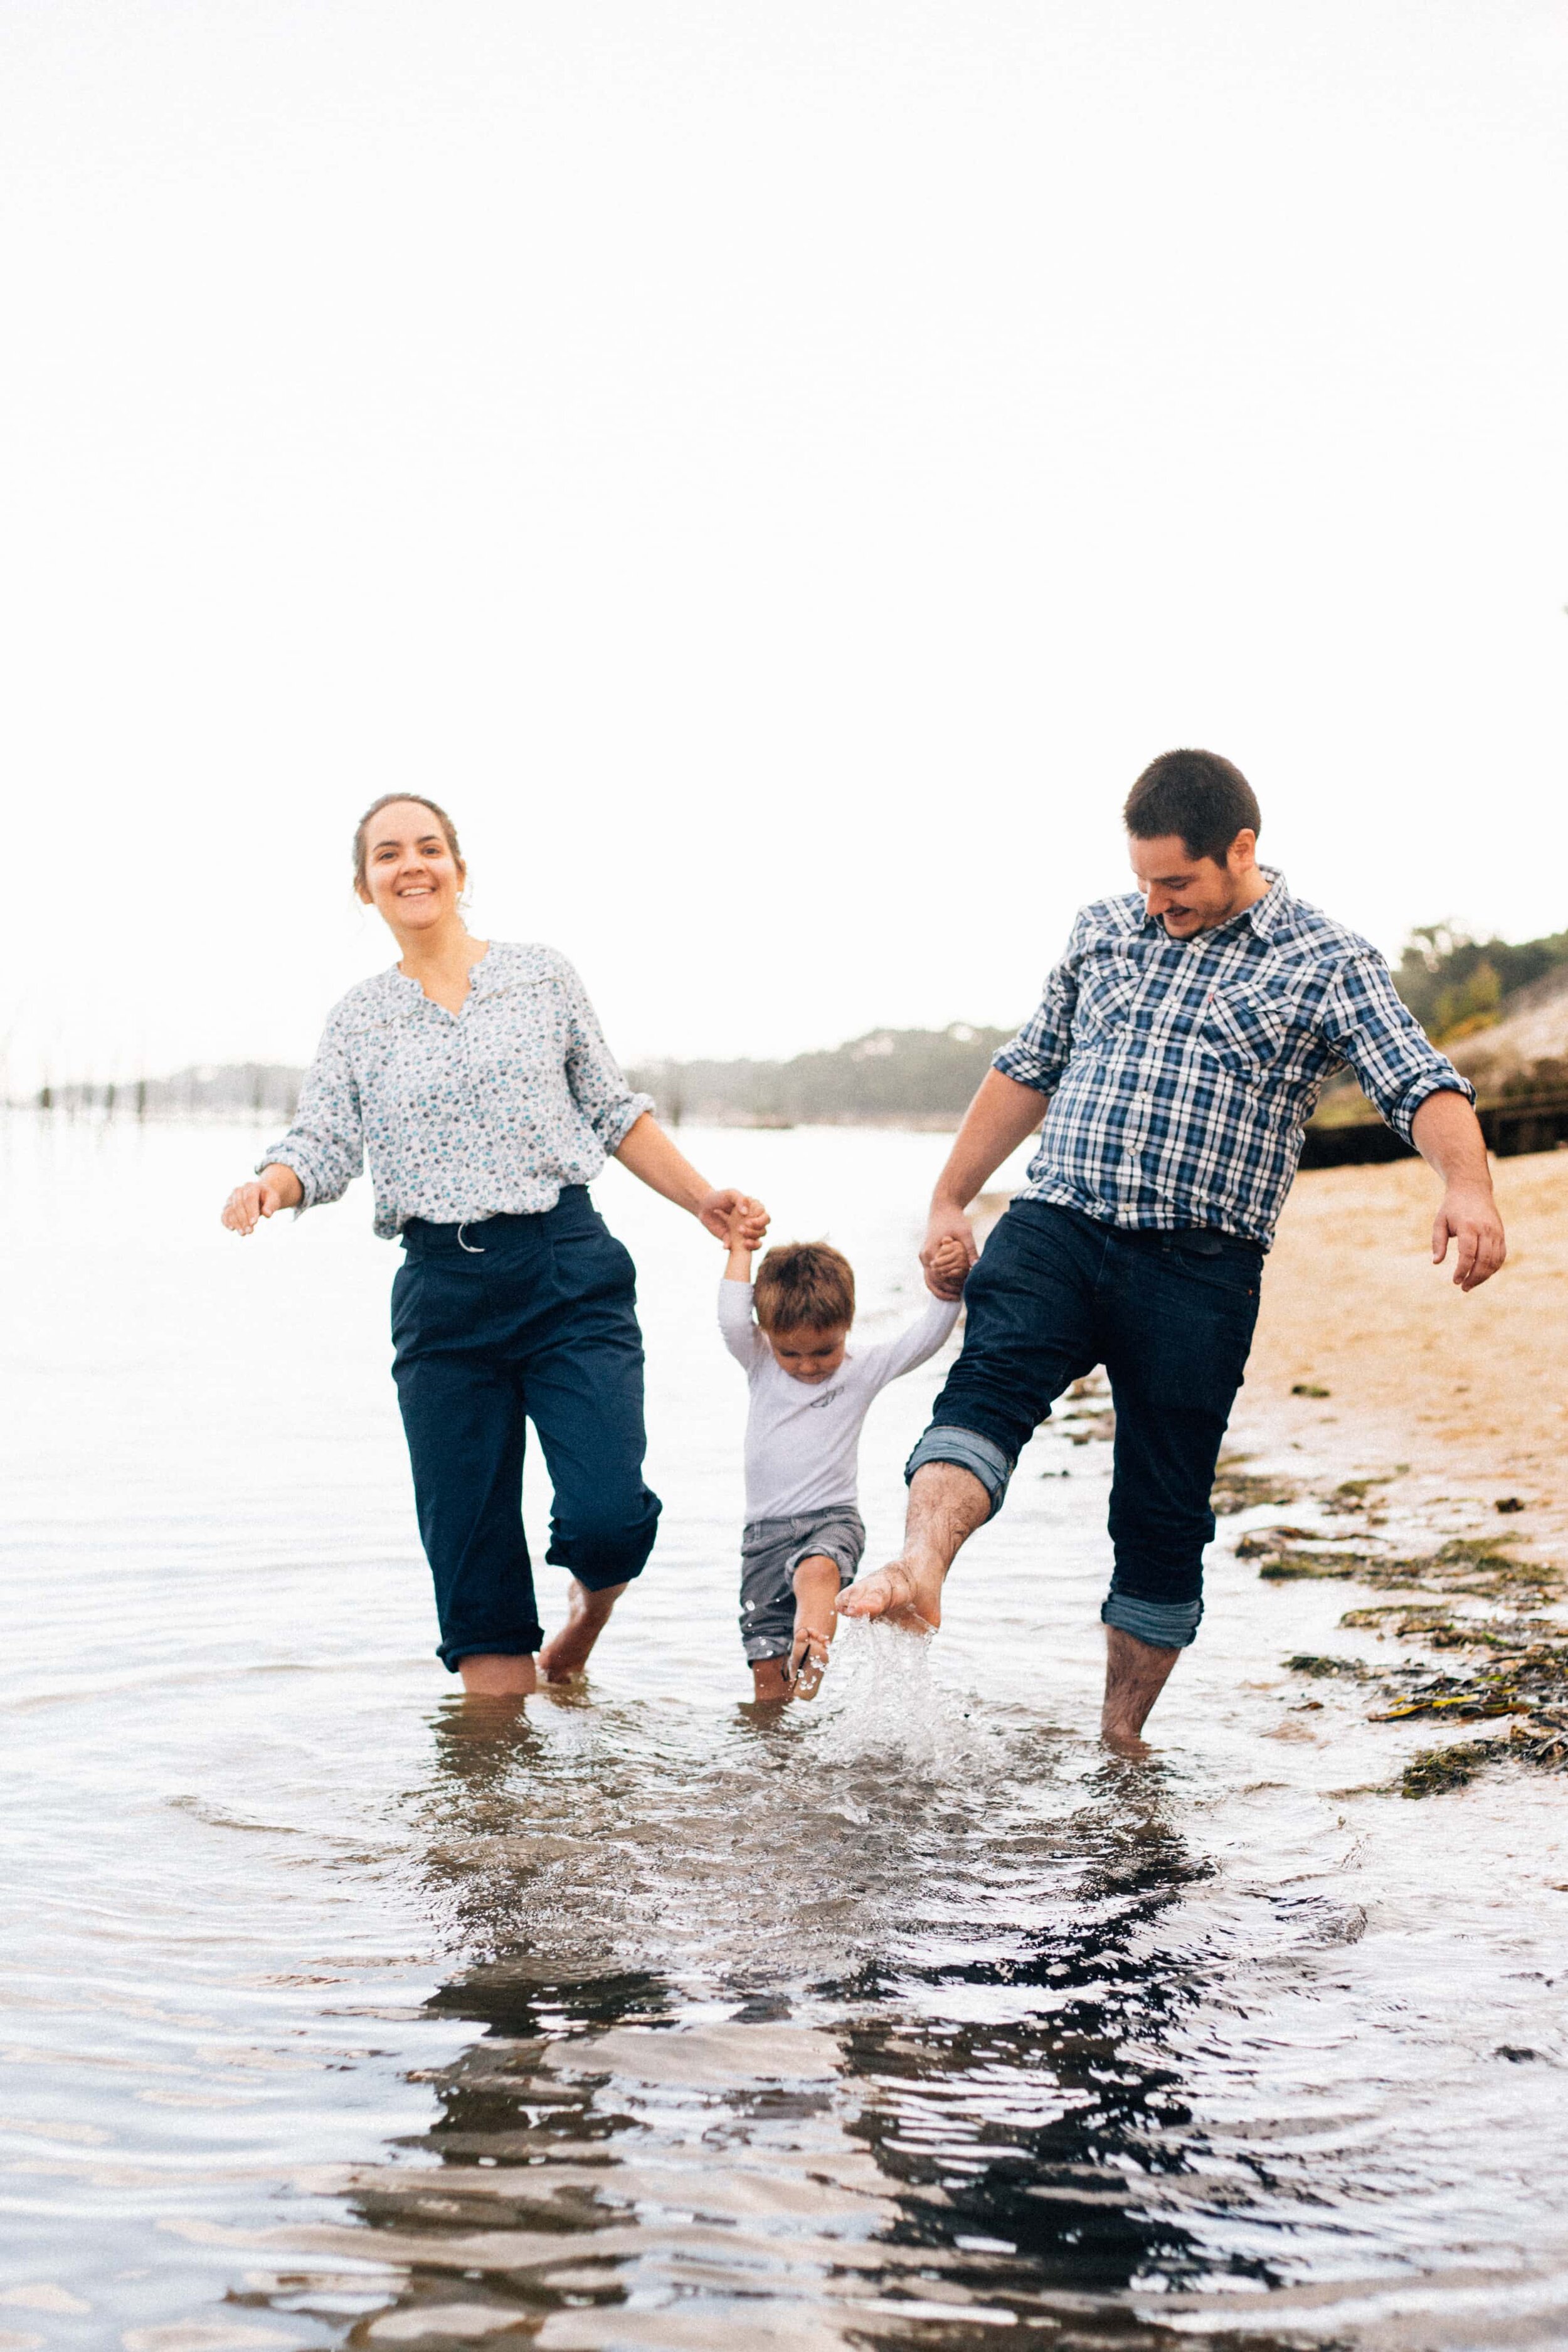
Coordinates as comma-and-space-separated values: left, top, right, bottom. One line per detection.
838, 749, 1505, 1745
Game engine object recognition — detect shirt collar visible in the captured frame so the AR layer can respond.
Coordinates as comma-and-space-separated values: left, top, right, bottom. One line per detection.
387, 944, 501, 1000
1241, 867, 1290, 940
1137, 865, 1290, 943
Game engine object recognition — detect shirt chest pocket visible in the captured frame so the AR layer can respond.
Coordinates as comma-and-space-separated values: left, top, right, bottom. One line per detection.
1198, 982, 1291, 1076
1076, 962, 1140, 1044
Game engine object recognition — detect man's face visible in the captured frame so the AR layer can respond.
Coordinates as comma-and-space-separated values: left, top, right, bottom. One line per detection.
1128, 830, 1258, 938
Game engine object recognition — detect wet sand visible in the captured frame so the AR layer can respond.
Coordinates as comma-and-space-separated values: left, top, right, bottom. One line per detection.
1231, 1147, 1568, 1558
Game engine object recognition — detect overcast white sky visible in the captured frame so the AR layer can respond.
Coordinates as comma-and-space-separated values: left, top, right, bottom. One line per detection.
3, 0, 1565, 1091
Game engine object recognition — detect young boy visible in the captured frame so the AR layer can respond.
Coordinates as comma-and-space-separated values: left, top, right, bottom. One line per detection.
719, 1221, 965, 1702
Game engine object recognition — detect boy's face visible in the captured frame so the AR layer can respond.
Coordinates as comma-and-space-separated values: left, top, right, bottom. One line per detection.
766, 1323, 850, 1384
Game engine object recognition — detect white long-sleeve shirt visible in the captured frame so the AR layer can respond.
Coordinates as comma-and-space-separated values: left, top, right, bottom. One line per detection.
718, 1281, 961, 1522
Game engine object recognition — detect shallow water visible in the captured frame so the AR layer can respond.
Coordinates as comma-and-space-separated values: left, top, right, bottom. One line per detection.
2, 1113, 1566, 2352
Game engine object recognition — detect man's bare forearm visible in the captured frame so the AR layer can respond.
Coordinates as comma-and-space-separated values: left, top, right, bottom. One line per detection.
1410, 1087, 1506, 1291
1410, 1088, 1491, 1187
932, 1070, 1049, 1209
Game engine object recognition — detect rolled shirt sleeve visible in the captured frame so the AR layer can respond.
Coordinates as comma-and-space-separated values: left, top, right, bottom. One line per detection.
991, 913, 1085, 1096
559, 956, 655, 1153
259, 1012, 364, 1211
1318, 953, 1475, 1145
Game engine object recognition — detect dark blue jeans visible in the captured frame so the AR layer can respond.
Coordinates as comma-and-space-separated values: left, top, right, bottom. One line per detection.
391, 1189, 660, 1671
909, 1201, 1262, 1648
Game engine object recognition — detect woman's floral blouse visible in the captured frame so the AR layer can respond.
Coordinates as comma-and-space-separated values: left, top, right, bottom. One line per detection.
261, 943, 654, 1239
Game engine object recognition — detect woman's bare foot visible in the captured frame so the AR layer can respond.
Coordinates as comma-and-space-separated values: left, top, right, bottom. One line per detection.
835, 1552, 944, 1633
458, 1652, 538, 1697
538, 1579, 628, 1682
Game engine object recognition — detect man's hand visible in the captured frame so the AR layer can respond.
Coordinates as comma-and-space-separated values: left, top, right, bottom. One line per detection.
1411, 1091, 1505, 1293
697, 1187, 768, 1249
1433, 1182, 1506, 1291
921, 1202, 977, 1298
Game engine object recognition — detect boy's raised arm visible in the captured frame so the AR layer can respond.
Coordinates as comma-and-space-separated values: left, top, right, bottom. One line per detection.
718, 1215, 766, 1367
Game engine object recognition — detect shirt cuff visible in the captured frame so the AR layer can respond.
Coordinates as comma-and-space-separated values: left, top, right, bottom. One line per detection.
991, 1044, 1061, 1096
1384, 1071, 1476, 1148
257, 1145, 316, 1213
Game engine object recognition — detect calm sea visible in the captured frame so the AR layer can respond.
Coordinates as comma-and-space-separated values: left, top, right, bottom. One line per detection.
1, 1113, 1565, 2351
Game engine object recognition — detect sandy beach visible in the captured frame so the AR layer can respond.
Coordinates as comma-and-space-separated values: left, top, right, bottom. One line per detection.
1230, 1147, 1568, 1560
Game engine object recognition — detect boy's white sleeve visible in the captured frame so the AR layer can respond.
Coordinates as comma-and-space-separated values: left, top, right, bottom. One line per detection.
718, 1279, 766, 1369
861, 1295, 962, 1390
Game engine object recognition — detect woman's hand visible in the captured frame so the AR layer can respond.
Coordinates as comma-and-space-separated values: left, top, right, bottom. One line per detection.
613, 1117, 769, 1244
696, 1187, 768, 1248
221, 1164, 303, 1234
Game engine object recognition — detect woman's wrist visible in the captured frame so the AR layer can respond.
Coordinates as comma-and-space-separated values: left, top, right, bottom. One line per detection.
262, 1162, 304, 1208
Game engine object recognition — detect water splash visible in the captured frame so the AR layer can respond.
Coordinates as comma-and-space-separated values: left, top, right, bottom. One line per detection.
812, 1614, 982, 1771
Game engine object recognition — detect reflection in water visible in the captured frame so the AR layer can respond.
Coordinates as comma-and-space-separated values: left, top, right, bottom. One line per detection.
7, 1120, 1568, 2348
295, 1658, 1293, 2348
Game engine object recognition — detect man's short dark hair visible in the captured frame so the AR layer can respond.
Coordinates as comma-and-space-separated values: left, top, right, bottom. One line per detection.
1123, 750, 1261, 865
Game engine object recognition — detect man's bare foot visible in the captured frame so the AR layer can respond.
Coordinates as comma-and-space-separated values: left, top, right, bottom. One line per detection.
1099, 1624, 1181, 1749
539, 1578, 628, 1682
458, 1652, 538, 1698
835, 1554, 944, 1633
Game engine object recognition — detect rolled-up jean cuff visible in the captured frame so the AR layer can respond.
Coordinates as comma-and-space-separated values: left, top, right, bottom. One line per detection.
1100, 1593, 1204, 1650
904, 1426, 1014, 1520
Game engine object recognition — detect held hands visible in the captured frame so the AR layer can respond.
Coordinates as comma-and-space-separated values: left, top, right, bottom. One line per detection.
921, 1204, 977, 1299
697, 1187, 769, 1249
221, 1164, 302, 1235
1432, 1182, 1506, 1291
926, 1235, 972, 1295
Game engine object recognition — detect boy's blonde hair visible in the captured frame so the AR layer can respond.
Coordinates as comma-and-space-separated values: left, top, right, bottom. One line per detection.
753, 1241, 855, 1333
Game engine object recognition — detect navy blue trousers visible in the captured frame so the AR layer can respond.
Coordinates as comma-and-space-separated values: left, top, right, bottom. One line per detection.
390, 1189, 660, 1671
909, 1202, 1262, 1648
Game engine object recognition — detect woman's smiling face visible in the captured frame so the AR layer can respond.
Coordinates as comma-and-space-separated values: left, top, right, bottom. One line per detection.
356, 800, 466, 935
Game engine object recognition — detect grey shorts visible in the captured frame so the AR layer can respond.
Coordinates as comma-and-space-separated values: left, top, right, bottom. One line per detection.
738, 1508, 866, 1663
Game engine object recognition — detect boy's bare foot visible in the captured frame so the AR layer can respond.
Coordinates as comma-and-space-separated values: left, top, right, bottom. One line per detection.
539, 1578, 628, 1682
788, 1624, 832, 1700
835, 1554, 944, 1632
786, 1554, 842, 1700
750, 1656, 792, 1704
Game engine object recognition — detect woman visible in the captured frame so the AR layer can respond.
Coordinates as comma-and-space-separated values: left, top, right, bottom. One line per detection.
221, 793, 766, 1697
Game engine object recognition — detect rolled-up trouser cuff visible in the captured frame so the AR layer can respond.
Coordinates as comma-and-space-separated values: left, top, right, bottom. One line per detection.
1101, 1592, 1204, 1651
904, 1425, 1014, 1520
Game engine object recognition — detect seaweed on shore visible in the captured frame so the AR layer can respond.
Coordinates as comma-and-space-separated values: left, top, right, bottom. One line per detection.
1401, 1740, 1496, 1798
1324, 1476, 1397, 1515
1249, 1530, 1555, 1599
1279, 1576, 1568, 1793
1211, 1457, 1299, 1515
1401, 1714, 1568, 1799
1258, 1550, 1377, 1582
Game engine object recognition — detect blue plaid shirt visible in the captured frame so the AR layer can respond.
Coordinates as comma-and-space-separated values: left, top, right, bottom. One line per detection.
994, 870, 1471, 1248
